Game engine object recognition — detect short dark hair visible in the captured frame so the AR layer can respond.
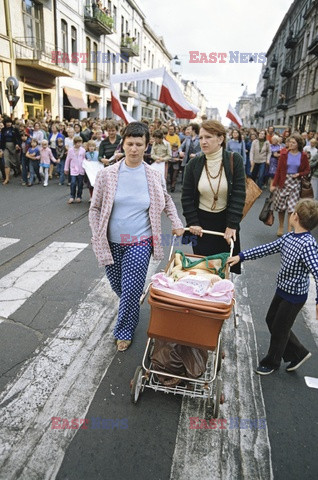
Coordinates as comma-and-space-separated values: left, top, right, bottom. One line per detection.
153, 129, 164, 139
189, 122, 199, 135
294, 199, 318, 230
232, 128, 242, 143
122, 122, 150, 144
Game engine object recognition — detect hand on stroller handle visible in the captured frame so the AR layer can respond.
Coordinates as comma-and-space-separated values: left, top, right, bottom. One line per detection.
168, 228, 234, 262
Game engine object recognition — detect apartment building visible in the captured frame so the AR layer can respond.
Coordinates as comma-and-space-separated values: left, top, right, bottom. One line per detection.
257, 0, 318, 131
0, 0, 207, 121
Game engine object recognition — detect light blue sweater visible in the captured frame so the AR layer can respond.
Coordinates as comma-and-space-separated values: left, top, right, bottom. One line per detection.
227, 139, 246, 165
108, 161, 152, 244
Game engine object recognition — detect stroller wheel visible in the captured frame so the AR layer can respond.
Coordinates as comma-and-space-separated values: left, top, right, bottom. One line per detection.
130, 366, 143, 404
213, 378, 222, 418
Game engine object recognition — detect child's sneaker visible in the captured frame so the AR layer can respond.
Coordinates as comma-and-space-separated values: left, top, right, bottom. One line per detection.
286, 352, 311, 372
255, 365, 276, 375
68, 198, 74, 204
76, 198, 81, 203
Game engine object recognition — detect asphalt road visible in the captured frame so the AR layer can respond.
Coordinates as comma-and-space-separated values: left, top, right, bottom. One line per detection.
0, 174, 317, 480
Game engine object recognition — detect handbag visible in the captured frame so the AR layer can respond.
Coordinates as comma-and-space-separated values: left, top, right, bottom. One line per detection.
300, 175, 314, 199
259, 193, 274, 225
264, 210, 274, 226
230, 153, 262, 218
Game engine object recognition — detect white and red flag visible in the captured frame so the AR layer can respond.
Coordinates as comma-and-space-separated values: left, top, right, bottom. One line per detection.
159, 71, 199, 119
110, 68, 199, 123
226, 104, 243, 128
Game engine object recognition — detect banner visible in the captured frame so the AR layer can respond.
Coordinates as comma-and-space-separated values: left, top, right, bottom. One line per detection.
110, 68, 199, 124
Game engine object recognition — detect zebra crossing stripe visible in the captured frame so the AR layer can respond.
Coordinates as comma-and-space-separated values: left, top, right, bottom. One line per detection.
0, 242, 88, 320
170, 272, 273, 480
0, 237, 20, 252
0, 257, 160, 479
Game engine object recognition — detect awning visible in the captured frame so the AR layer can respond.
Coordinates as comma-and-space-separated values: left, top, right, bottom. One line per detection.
89, 94, 101, 104
64, 87, 87, 110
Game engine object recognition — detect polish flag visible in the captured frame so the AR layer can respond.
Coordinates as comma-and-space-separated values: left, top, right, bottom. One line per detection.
226, 104, 243, 128
110, 82, 135, 124
159, 71, 199, 119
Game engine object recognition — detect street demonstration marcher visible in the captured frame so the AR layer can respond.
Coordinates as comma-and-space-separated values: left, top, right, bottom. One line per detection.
228, 198, 318, 375
89, 122, 184, 352
1, 116, 21, 184
271, 133, 310, 237
181, 120, 246, 274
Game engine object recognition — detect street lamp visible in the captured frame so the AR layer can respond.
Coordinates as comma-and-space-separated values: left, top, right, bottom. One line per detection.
5, 76, 20, 118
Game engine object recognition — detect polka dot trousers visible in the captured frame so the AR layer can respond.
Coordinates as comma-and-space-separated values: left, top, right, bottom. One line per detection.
105, 239, 152, 340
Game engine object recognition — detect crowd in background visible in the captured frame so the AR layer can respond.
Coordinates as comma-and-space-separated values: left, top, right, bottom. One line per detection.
1, 112, 318, 207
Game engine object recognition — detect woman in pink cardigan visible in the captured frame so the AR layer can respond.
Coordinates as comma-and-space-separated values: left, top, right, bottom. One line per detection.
89, 122, 184, 351
64, 136, 86, 204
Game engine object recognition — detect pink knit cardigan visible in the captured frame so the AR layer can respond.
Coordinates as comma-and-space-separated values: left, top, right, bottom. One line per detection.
89, 160, 184, 267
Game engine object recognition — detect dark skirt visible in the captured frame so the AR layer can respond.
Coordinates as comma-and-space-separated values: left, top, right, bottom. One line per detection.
191, 208, 241, 274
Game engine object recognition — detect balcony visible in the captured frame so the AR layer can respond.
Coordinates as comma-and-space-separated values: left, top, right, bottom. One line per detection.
261, 88, 268, 98
120, 37, 139, 58
277, 101, 288, 110
262, 68, 270, 79
308, 36, 318, 57
14, 37, 72, 77
280, 65, 293, 78
285, 33, 297, 49
270, 55, 278, 68
84, 5, 113, 36
86, 68, 109, 88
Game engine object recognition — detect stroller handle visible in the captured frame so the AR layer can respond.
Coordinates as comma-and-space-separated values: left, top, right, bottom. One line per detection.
168, 228, 234, 262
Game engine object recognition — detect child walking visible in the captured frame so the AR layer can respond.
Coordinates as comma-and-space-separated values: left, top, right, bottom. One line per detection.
85, 139, 99, 199
64, 136, 86, 204
228, 199, 318, 375
40, 139, 58, 187
169, 142, 181, 192
26, 138, 41, 186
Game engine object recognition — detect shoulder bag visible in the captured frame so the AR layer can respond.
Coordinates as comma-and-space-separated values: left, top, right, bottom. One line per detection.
230, 153, 262, 218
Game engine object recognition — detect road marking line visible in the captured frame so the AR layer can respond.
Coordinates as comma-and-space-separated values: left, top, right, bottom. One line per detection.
0, 237, 19, 252
170, 272, 273, 480
0, 242, 88, 320
302, 275, 318, 348
0, 258, 160, 479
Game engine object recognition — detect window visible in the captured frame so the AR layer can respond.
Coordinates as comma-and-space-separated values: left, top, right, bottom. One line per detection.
126, 20, 128, 33
86, 37, 91, 71
113, 6, 117, 31
61, 20, 68, 55
93, 42, 97, 79
107, 50, 111, 77
71, 26, 77, 62
108, 0, 111, 12
143, 46, 146, 63
22, 0, 43, 48
121, 15, 124, 36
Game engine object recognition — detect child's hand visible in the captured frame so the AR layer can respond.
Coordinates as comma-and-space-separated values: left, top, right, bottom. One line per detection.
64, 170, 69, 175
227, 255, 240, 267
56, 159, 60, 164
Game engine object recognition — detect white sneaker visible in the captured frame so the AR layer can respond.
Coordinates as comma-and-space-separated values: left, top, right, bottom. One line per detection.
43, 182, 48, 187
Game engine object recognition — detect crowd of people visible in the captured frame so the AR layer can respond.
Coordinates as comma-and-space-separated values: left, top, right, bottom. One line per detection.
2, 112, 318, 379
1, 114, 318, 213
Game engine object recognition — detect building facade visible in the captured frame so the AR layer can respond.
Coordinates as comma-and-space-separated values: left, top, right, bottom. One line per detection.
0, 0, 207, 122
257, 0, 318, 131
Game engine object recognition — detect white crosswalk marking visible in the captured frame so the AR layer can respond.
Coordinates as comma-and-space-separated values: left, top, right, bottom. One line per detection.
0, 257, 160, 479
0, 237, 20, 252
0, 242, 88, 321
170, 272, 273, 480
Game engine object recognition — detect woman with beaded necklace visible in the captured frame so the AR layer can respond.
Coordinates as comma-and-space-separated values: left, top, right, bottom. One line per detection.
181, 120, 246, 274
